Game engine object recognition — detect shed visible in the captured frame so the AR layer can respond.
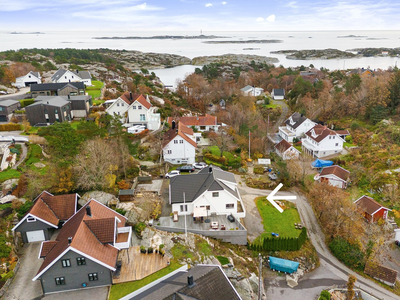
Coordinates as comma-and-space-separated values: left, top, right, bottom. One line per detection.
268, 256, 299, 274
365, 262, 398, 286
119, 189, 135, 202
311, 159, 333, 169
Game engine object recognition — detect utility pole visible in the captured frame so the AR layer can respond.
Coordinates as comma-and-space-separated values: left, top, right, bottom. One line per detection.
258, 253, 263, 300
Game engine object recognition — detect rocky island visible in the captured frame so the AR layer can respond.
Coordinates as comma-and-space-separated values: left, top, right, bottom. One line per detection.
337, 35, 367, 38
191, 54, 279, 65
202, 39, 283, 44
93, 35, 228, 40
271, 49, 357, 60
348, 47, 400, 57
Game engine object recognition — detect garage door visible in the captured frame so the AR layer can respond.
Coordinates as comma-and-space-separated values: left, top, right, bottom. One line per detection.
27, 230, 45, 242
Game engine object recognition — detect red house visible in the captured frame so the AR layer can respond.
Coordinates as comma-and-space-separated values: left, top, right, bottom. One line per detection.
354, 195, 391, 223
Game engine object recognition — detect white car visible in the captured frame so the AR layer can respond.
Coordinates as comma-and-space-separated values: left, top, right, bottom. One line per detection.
165, 170, 180, 179
193, 162, 207, 169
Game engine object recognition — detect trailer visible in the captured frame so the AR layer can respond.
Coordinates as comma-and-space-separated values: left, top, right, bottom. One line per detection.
268, 256, 299, 274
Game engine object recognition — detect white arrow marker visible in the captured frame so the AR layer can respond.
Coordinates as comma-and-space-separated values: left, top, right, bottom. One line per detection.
267, 183, 297, 213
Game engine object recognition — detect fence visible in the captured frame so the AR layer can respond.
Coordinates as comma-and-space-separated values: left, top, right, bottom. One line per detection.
248, 227, 307, 252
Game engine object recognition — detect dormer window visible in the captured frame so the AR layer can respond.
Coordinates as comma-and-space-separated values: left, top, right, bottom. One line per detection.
311, 130, 317, 138
289, 117, 295, 126
138, 106, 142, 110
27, 216, 36, 222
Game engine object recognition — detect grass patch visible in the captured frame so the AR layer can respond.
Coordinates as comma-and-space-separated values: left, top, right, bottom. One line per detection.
196, 240, 213, 256
171, 243, 194, 260
256, 197, 301, 238
25, 144, 43, 166
0, 169, 21, 182
87, 89, 102, 99
93, 99, 105, 106
70, 121, 80, 130
343, 142, 356, 148
86, 80, 103, 99
216, 255, 230, 265
109, 261, 181, 300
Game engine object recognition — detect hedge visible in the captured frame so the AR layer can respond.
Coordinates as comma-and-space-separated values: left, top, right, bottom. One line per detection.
0, 123, 22, 131
248, 227, 307, 252
19, 99, 34, 108
328, 237, 365, 271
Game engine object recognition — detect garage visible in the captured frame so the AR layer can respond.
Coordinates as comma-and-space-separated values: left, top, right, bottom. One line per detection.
26, 230, 45, 242
0, 116, 8, 122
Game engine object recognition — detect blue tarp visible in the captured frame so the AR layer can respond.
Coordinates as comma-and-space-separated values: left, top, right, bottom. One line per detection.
311, 159, 333, 168
269, 256, 300, 274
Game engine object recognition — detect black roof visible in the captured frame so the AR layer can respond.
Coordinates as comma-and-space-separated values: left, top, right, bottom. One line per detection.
285, 112, 308, 129
30, 82, 85, 92
273, 88, 285, 96
170, 166, 238, 204
130, 265, 242, 300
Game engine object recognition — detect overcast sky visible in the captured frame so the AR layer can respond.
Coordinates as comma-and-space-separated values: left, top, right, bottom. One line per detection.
1, 0, 399, 32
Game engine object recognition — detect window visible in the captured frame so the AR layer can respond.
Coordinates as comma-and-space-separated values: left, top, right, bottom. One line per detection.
167, 150, 172, 154
77, 257, 86, 265
200, 126, 206, 130
121, 103, 124, 106
117, 103, 120, 106
206, 205, 210, 210
179, 140, 183, 144
55, 109, 58, 114
61, 259, 71, 268
55, 277, 65, 285
329, 136, 331, 139
180, 205, 188, 212
335, 143, 339, 146
88, 273, 98, 281
138, 105, 142, 110
174, 140, 178, 144
212, 192, 219, 197
27, 216, 36, 222
65, 76, 67, 79
44, 108, 48, 114
226, 204, 234, 209
140, 114, 145, 121
333, 136, 335, 139
133, 106, 136, 109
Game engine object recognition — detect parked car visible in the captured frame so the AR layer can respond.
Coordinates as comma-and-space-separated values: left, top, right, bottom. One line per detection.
395, 240, 400, 247
165, 170, 180, 179
0, 91, 7, 95
193, 162, 207, 169
227, 214, 235, 223
268, 173, 278, 180
176, 165, 195, 172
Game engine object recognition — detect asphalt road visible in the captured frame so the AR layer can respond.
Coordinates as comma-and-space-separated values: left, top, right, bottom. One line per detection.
0, 88, 30, 100
236, 179, 399, 300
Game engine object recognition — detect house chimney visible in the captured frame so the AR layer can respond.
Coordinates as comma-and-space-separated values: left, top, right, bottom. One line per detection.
130, 92, 133, 100
209, 166, 212, 173
86, 205, 91, 217
76, 70, 79, 73
68, 237, 72, 245
171, 120, 176, 130
187, 275, 195, 288
47, 101, 49, 104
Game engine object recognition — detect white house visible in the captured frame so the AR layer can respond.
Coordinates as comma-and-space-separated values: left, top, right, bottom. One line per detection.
274, 139, 301, 160
279, 112, 316, 143
271, 89, 285, 100
51, 69, 92, 86
126, 94, 160, 131
315, 165, 350, 189
13, 71, 41, 88
167, 114, 218, 132
163, 122, 196, 165
301, 124, 345, 158
240, 85, 264, 97
169, 166, 245, 219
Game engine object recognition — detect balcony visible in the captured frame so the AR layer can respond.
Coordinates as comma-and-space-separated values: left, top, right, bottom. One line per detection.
115, 226, 132, 250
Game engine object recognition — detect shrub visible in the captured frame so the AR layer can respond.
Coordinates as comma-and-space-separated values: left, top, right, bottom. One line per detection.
350, 122, 360, 131
319, 290, 331, 300
115, 208, 126, 216
253, 165, 265, 174
16, 200, 33, 219
0, 234, 11, 258
238, 167, 247, 173
0, 123, 22, 131
328, 237, 365, 271
19, 99, 34, 108
134, 222, 146, 237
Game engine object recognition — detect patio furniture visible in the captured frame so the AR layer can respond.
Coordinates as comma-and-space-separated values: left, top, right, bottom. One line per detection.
211, 221, 219, 229
220, 224, 226, 230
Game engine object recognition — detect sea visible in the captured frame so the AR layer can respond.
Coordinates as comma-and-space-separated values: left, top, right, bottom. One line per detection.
1, 30, 400, 87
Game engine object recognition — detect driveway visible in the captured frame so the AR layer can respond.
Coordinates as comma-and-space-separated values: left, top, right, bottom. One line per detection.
3, 242, 43, 300
0, 88, 29, 100
42, 287, 108, 300
236, 179, 399, 299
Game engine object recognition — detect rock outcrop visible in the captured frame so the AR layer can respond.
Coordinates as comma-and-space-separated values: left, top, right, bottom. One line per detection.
191, 54, 279, 66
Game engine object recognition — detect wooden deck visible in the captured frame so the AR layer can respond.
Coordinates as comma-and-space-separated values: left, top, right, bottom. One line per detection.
112, 246, 170, 284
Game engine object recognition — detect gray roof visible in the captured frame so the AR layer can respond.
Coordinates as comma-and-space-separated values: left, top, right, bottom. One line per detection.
73, 70, 91, 80
0, 99, 19, 107
170, 166, 238, 204
30, 71, 40, 78
240, 85, 253, 92
285, 112, 308, 129
59, 95, 91, 101
131, 265, 241, 300
51, 69, 68, 81
29, 96, 70, 108
119, 189, 134, 196
273, 88, 285, 96
30, 82, 84, 92
51, 69, 91, 81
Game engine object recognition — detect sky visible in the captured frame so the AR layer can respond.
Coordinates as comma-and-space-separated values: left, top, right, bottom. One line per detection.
0, 0, 399, 32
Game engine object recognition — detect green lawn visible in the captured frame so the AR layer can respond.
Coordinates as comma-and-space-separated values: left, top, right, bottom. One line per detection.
216, 255, 230, 265
70, 121, 80, 130
256, 197, 301, 238
109, 262, 182, 300
206, 146, 241, 166
93, 99, 105, 106
0, 169, 21, 182
86, 80, 103, 99
343, 142, 356, 148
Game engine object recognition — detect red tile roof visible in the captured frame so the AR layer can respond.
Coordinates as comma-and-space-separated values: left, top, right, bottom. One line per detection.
84, 218, 115, 244
29, 198, 59, 227
40, 241, 58, 258
34, 200, 126, 279
162, 122, 197, 148
305, 124, 337, 143
274, 140, 293, 153
354, 195, 389, 215
40, 193, 76, 221
319, 165, 350, 181
119, 92, 152, 109
167, 114, 217, 127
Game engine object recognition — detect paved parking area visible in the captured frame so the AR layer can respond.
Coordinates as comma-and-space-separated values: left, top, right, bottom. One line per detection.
42, 286, 108, 300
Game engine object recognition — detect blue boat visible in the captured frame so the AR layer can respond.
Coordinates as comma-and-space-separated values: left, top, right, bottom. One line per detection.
268, 256, 300, 274
311, 159, 333, 168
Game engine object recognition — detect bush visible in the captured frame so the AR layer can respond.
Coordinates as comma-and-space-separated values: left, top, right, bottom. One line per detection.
134, 222, 146, 237
328, 237, 365, 271
0, 234, 11, 258
350, 122, 361, 131
16, 201, 33, 219
253, 165, 265, 174
115, 208, 126, 216
0, 123, 22, 131
319, 290, 331, 300
238, 167, 247, 173
19, 99, 34, 108
248, 227, 307, 251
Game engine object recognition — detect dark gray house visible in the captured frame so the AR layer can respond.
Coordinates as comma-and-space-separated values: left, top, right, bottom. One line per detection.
271, 88, 285, 100
12, 191, 78, 243
128, 265, 242, 300
35, 95, 92, 119
30, 82, 85, 98
0, 99, 21, 122
25, 97, 73, 126
32, 199, 132, 295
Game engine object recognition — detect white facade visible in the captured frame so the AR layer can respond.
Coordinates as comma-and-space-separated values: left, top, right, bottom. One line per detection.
271, 89, 285, 100
241, 86, 264, 97
105, 98, 129, 121
53, 70, 81, 84
317, 174, 347, 188
276, 146, 300, 160
163, 135, 196, 165
80, 77, 92, 86
13, 72, 41, 88
126, 100, 161, 131
302, 132, 344, 158
279, 118, 316, 143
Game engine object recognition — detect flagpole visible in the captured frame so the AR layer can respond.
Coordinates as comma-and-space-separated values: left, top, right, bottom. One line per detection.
249, 131, 251, 159
184, 192, 187, 238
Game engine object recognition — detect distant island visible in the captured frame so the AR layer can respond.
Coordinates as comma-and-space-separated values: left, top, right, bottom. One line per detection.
10, 31, 45, 34
337, 35, 367, 38
203, 39, 282, 44
93, 35, 227, 40
271, 49, 357, 60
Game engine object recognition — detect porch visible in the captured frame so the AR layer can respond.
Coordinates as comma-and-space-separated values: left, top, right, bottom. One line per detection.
112, 246, 170, 284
